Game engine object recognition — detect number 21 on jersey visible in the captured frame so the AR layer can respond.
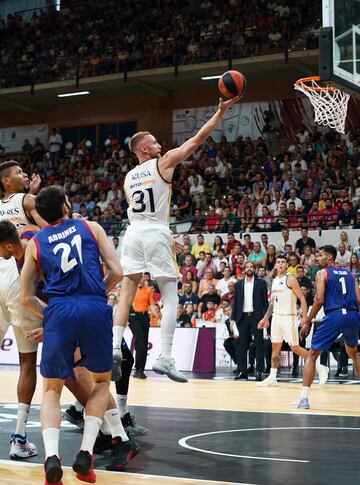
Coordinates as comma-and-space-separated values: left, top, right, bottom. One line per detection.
53, 234, 83, 273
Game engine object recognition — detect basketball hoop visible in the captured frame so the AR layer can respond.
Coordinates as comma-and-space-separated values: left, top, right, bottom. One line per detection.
294, 76, 350, 134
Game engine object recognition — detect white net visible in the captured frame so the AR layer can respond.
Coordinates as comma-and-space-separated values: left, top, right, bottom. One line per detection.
294, 78, 350, 134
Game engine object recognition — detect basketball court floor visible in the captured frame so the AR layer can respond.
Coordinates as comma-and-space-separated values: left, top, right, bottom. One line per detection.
0, 368, 358, 485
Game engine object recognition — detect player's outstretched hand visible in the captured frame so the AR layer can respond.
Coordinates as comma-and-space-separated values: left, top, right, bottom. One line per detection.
25, 327, 43, 343
29, 174, 41, 195
218, 96, 242, 114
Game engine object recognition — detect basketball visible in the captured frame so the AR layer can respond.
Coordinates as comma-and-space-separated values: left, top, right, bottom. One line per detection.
218, 70, 246, 98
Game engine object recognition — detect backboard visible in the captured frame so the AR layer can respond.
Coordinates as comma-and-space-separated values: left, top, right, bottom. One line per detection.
321, 0, 360, 93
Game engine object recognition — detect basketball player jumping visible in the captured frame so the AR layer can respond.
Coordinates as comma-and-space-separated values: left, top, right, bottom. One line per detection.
257, 255, 329, 387
112, 95, 240, 382
0, 160, 46, 459
297, 245, 360, 409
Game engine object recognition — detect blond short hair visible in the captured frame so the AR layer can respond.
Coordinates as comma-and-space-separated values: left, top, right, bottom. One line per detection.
129, 131, 150, 153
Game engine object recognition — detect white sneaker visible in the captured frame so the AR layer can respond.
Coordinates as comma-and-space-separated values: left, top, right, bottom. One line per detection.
256, 376, 278, 387
318, 364, 329, 385
152, 355, 188, 383
10, 433, 38, 459
111, 347, 122, 381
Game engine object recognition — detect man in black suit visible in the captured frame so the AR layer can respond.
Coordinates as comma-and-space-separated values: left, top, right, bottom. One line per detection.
231, 260, 269, 381
222, 304, 241, 374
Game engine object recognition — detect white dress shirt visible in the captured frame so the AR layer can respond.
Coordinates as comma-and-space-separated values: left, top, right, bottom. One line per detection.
243, 277, 254, 312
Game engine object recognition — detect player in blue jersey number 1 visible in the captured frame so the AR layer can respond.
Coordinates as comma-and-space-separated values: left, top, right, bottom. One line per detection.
297, 245, 360, 409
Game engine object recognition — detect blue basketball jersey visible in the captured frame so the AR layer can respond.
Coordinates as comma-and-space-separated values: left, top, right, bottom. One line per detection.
34, 219, 105, 299
323, 266, 358, 313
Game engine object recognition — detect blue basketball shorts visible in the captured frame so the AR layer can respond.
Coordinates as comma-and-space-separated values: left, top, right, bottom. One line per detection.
312, 309, 360, 351
40, 296, 113, 379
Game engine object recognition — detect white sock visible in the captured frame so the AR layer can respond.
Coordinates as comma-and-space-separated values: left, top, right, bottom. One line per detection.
315, 360, 321, 373
113, 326, 125, 348
74, 400, 84, 412
270, 368, 278, 379
80, 415, 102, 453
116, 394, 128, 418
104, 408, 128, 442
100, 418, 111, 436
42, 427, 60, 459
156, 277, 178, 358
300, 386, 310, 399
16, 403, 30, 436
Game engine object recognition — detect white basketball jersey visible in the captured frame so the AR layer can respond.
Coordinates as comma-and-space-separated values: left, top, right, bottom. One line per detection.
124, 158, 171, 224
0, 193, 32, 230
271, 273, 296, 315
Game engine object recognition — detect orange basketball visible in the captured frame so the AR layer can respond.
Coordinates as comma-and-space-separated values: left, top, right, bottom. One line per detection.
218, 70, 246, 98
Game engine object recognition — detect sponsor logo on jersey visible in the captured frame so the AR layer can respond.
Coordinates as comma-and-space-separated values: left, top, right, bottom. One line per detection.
129, 178, 155, 190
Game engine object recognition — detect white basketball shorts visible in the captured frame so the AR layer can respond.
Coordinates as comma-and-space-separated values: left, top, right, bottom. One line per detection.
121, 222, 179, 279
271, 314, 299, 347
0, 257, 40, 353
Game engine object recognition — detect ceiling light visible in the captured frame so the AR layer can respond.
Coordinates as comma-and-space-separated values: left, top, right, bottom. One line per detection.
57, 91, 90, 98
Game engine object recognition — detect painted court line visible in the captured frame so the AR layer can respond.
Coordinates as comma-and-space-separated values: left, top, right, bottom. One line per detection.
179, 426, 360, 463
0, 459, 257, 485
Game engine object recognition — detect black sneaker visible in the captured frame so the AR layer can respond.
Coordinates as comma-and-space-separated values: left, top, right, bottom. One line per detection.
105, 436, 140, 471
93, 431, 113, 454
44, 455, 63, 484
335, 367, 342, 377
72, 450, 95, 482
133, 370, 147, 379
63, 405, 84, 429
121, 412, 148, 436
339, 367, 348, 377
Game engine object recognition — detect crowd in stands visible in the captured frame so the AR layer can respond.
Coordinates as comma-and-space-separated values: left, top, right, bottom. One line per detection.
5, 120, 360, 237
0, 0, 321, 88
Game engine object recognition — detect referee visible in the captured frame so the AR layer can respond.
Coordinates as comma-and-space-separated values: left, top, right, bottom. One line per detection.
129, 278, 160, 379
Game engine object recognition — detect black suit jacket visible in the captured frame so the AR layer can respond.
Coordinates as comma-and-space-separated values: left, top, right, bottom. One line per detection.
231, 277, 269, 325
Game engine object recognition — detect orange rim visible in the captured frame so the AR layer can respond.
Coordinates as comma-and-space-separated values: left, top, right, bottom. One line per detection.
294, 76, 337, 92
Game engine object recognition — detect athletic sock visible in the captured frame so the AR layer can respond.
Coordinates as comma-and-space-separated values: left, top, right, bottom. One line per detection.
16, 403, 30, 436
100, 418, 111, 436
80, 416, 102, 453
113, 326, 125, 348
42, 428, 60, 459
270, 368, 277, 379
315, 360, 322, 373
104, 409, 128, 442
300, 386, 310, 399
74, 400, 84, 412
116, 394, 128, 418
156, 277, 178, 358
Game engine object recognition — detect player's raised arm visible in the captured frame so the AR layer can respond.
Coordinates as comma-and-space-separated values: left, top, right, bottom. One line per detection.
20, 239, 47, 318
159, 96, 241, 179
23, 193, 48, 228
86, 221, 122, 293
